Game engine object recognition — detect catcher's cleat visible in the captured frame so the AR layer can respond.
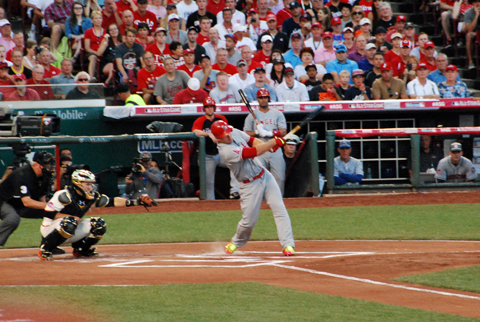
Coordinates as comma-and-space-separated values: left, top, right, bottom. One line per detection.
283, 246, 295, 256
225, 242, 237, 254
73, 247, 99, 258
38, 249, 53, 261
51, 247, 66, 255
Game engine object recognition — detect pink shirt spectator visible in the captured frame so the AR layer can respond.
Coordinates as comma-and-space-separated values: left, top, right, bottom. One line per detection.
6, 88, 41, 101
0, 37, 15, 53
314, 47, 336, 64
147, 5, 167, 20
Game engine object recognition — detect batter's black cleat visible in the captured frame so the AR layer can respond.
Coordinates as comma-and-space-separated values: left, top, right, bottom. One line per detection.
229, 192, 240, 199
51, 247, 66, 255
38, 249, 53, 261
73, 247, 99, 258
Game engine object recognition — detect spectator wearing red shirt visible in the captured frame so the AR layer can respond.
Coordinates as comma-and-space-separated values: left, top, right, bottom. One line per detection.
119, 10, 135, 36
137, 51, 167, 104
0, 62, 14, 99
6, 32, 24, 62
6, 73, 41, 101
44, 0, 75, 49
206, 0, 226, 16
391, 39, 411, 79
253, 34, 273, 67
277, 0, 294, 29
38, 48, 61, 81
173, 78, 209, 103
386, 15, 406, 42
212, 48, 238, 75
26, 65, 54, 100
116, 0, 138, 15
146, 28, 173, 65
177, 48, 202, 76
420, 41, 438, 72
257, 0, 274, 21
84, 11, 107, 79
241, 46, 263, 73
197, 16, 212, 45
384, 32, 402, 62
133, 0, 158, 32
102, 0, 123, 29
356, 0, 374, 21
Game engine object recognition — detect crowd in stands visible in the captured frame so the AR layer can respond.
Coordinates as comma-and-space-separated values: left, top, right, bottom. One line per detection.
0, 0, 477, 103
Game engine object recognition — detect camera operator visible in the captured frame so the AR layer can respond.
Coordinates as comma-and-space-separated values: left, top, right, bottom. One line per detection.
0, 151, 54, 247
125, 152, 163, 199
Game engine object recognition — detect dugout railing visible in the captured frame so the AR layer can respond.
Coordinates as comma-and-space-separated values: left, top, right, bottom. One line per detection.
326, 128, 480, 194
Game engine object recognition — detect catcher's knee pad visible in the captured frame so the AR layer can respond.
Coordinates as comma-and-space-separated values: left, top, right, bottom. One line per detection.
89, 217, 106, 239
57, 216, 78, 238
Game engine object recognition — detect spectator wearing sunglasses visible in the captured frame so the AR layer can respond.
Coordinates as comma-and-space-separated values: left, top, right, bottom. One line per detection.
65, 71, 101, 99
371, 62, 408, 100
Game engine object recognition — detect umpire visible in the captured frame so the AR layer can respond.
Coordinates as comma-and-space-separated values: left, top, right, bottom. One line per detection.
0, 151, 54, 246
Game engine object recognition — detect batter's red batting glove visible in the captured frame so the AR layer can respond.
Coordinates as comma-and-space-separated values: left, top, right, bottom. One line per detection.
270, 146, 280, 152
272, 129, 281, 137
274, 136, 286, 147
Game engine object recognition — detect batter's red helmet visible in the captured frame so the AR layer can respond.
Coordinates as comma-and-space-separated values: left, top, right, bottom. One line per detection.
203, 97, 216, 110
256, 88, 270, 99
211, 120, 233, 139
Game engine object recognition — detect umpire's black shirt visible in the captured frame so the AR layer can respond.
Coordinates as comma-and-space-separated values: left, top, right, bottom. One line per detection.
0, 164, 45, 209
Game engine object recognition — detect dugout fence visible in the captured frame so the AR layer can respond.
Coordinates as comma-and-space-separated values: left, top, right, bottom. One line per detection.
326, 128, 480, 194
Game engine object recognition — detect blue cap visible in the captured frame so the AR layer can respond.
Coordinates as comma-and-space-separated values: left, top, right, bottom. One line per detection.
335, 44, 347, 53
339, 140, 351, 149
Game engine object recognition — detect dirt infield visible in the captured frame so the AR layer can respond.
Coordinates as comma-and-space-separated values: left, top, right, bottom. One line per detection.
1, 191, 480, 320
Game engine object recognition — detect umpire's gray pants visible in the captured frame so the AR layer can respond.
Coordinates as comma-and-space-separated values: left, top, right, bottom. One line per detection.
0, 202, 21, 247
205, 154, 239, 200
255, 148, 286, 196
231, 170, 294, 249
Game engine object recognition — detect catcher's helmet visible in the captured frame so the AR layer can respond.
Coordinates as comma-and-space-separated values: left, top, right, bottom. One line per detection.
211, 120, 233, 139
72, 169, 96, 200
256, 87, 270, 99
203, 97, 216, 110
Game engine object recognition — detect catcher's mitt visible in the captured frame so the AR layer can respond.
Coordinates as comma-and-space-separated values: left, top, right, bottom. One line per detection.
137, 195, 158, 209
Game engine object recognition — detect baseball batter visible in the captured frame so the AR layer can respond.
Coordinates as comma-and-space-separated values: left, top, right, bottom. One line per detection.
211, 120, 295, 256
243, 88, 287, 195
38, 169, 109, 260
435, 142, 477, 183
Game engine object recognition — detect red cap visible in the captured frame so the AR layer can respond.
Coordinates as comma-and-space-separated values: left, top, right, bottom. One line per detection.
354, 30, 364, 38
322, 31, 333, 39
225, 33, 238, 42
0, 62, 8, 69
380, 62, 393, 71
248, 8, 259, 15
266, 13, 276, 21
417, 62, 428, 70
396, 15, 407, 22
401, 39, 411, 47
311, 22, 322, 29
184, 48, 195, 55
331, 17, 342, 25
445, 64, 458, 72
424, 41, 435, 49
14, 73, 26, 80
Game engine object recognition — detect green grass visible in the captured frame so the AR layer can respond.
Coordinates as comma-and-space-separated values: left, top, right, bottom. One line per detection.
0, 283, 478, 322
5, 204, 480, 248
394, 266, 480, 293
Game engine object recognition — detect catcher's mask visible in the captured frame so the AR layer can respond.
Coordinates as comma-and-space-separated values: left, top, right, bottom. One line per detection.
71, 169, 96, 200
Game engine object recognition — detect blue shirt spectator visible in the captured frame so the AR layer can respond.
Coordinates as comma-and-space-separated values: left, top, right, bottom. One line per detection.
243, 67, 278, 102
427, 69, 461, 85
326, 44, 359, 84
65, 16, 92, 39
284, 31, 304, 69
358, 59, 374, 72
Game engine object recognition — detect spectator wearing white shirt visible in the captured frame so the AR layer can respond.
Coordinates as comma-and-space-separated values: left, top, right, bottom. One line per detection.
209, 71, 241, 103
202, 28, 226, 64
294, 47, 327, 82
229, 59, 255, 89
216, 0, 246, 25
277, 67, 310, 102
176, 0, 198, 21
214, 7, 235, 40
233, 24, 257, 52
407, 62, 440, 99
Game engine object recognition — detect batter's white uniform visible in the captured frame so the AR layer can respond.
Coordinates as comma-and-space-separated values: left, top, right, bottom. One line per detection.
217, 129, 295, 249
244, 108, 287, 194
435, 156, 477, 183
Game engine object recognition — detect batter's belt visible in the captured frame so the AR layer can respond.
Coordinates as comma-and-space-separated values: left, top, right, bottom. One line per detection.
243, 169, 265, 184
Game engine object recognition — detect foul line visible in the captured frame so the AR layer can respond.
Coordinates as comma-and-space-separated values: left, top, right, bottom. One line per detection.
273, 263, 480, 301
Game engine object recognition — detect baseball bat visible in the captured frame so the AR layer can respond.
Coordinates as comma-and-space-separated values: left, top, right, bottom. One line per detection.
287, 105, 326, 135
238, 89, 260, 125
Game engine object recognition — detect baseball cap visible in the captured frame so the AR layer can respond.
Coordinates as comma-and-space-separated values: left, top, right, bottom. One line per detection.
272, 57, 285, 64
352, 69, 364, 77
450, 142, 462, 152
354, 30, 364, 38
137, 0, 148, 4
166, 3, 177, 9
283, 67, 294, 75
339, 139, 351, 149
0, 62, 8, 69
233, 24, 247, 33
446, 64, 458, 72
248, 8, 259, 15
335, 44, 347, 53
236, 59, 247, 67
365, 43, 376, 50
14, 73, 26, 81
380, 62, 393, 71
33, 151, 55, 166
188, 78, 200, 91
199, 53, 210, 61
401, 39, 411, 47
312, 22, 322, 29
261, 34, 273, 43
424, 41, 435, 49
155, 27, 167, 35
225, 33, 238, 42
343, 27, 354, 33
305, 63, 317, 71
266, 13, 277, 21
183, 48, 195, 55
322, 31, 333, 39
139, 152, 152, 159
222, 6, 233, 12
404, 22, 414, 29
187, 26, 198, 33
0, 19, 11, 27
374, 26, 387, 35
417, 62, 428, 70
331, 17, 342, 25
396, 15, 407, 22
286, 134, 300, 145
391, 32, 402, 40
168, 14, 180, 21
291, 31, 303, 39
360, 18, 371, 25
289, 1, 301, 9
301, 14, 312, 21
254, 66, 266, 73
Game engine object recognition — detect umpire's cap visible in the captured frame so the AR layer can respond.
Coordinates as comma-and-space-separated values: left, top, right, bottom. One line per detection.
33, 151, 55, 166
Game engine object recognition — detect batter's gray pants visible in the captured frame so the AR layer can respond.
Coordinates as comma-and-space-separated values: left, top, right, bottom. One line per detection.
205, 154, 239, 200
231, 170, 294, 249
0, 202, 21, 247
256, 148, 286, 196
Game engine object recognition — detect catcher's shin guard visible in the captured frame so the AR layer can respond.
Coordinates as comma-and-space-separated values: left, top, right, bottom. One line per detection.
40, 216, 78, 254
72, 237, 100, 257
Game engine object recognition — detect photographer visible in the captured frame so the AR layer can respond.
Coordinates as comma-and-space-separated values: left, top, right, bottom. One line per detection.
125, 152, 163, 199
